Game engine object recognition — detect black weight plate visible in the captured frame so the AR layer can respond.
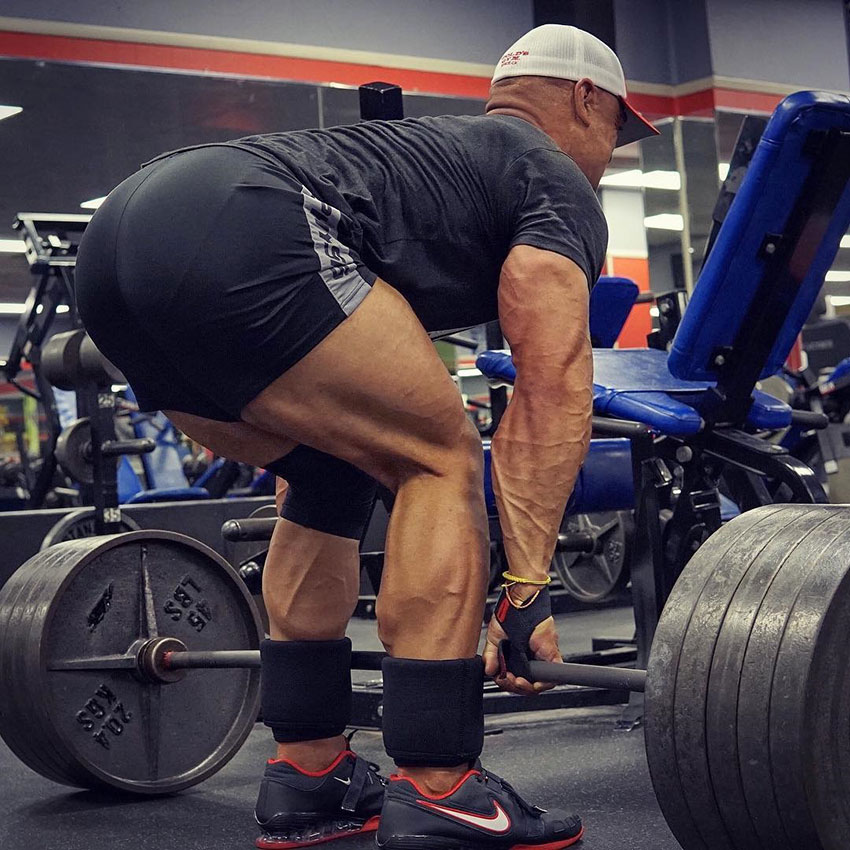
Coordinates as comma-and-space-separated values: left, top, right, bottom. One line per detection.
670, 507, 815, 850
0, 532, 262, 794
0, 567, 61, 783
762, 513, 850, 849
0, 546, 84, 785
552, 511, 633, 603
731, 512, 841, 850
645, 504, 790, 850
40, 508, 141, 550
55, 418, 94, 485
705, 508, 832, 850
790, 535, 850, 849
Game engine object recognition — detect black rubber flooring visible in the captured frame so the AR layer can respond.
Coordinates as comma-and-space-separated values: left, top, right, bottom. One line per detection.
0, 607, 682, 850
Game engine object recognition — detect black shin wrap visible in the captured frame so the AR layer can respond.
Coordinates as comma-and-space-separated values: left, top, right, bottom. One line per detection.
381, 657, 484, 767
494, 585, 552, 672
261, 638, 352, 742
265, 446, 377, 540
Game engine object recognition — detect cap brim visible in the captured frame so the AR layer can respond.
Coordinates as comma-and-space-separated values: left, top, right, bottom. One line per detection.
617, 98, 660, 147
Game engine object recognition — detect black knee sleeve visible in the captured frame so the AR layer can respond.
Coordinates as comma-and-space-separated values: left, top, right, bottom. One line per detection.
381, 657, 484, 767
265, 446, 377, 540
261, 638, 352, 742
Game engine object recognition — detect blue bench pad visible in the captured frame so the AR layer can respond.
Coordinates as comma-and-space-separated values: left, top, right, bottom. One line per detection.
476, 348, 791, 435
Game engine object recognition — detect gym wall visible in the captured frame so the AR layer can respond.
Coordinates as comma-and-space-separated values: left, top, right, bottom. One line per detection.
0, 0, 535, 65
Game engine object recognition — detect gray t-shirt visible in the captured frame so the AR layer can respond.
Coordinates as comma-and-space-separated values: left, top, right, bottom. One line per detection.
224, 114, 608, 335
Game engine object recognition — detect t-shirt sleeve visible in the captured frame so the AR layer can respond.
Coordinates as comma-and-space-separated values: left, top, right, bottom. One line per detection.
499, 147, 608, 286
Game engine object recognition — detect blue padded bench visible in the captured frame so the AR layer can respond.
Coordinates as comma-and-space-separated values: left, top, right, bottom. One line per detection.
589, 276, 639, 348
477, 348, 790, 436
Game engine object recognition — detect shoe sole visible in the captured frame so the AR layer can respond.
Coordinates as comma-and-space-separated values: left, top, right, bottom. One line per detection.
256, 815, 380, 848
376, 825, 584, 850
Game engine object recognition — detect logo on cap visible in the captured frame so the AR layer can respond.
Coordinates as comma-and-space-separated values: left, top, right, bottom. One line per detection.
500, 50, 529, 67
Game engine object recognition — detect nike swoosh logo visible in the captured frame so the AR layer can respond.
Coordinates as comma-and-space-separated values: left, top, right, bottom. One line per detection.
334, 777, 352, 785
417, 799, 512, 834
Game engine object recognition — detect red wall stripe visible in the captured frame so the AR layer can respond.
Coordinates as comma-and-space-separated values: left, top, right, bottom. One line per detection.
713, 87, 783, 114
0, 30, 493, 98
0, 30, 791, 116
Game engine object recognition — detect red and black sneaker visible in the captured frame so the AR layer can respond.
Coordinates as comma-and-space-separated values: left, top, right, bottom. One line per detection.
376, 762, 583, 850
255, 750, 385, 848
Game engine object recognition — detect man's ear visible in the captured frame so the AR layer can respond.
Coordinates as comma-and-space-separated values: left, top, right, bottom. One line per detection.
572, 78, 597, 129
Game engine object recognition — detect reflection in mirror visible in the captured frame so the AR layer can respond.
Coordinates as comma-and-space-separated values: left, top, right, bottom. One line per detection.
678, 117, 720, 283
639, 118, 685, 294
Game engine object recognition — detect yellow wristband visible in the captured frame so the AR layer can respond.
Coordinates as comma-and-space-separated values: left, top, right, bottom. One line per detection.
501, 571, 551, 586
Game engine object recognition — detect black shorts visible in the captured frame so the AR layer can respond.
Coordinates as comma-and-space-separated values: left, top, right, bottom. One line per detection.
75, 145, 376, 421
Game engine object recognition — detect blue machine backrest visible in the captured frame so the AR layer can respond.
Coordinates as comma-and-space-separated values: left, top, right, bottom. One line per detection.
669, 91, 850, 382
590, 276, 640, 348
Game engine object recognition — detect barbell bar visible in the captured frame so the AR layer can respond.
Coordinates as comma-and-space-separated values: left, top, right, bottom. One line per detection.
152, 642, 647, 692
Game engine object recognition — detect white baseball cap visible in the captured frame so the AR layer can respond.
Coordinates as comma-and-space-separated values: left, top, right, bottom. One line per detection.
492, 24, 659, 147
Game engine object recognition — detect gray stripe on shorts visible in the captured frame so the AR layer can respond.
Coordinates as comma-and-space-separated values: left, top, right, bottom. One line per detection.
300, 186, 371, 315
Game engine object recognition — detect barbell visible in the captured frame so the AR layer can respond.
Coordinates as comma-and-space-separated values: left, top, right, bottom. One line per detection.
1, 504, 849, 850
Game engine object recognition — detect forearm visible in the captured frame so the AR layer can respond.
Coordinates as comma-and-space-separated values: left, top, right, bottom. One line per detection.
491, 378, 592, 581
492, 244, 594, 582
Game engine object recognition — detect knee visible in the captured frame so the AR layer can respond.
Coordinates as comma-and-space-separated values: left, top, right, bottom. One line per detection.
403, 417, 484, 490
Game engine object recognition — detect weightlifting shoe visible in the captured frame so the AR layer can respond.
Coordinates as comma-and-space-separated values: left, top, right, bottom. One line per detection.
376, 761, 583, 849
255, 749, 385, 848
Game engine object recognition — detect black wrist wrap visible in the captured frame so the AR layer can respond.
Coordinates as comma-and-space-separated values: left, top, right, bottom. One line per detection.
381, 656, 484, 767
261, 638, 352, 742
493, 585, 552, 659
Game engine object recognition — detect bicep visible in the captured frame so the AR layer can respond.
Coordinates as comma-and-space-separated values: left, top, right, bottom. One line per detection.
498, 245, 591, 388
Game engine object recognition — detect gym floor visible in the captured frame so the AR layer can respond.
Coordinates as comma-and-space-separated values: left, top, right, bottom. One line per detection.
0, 606, 680, 850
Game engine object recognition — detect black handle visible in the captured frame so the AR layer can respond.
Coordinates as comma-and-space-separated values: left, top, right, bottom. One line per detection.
555, 532, 596, 552
442, 334, 479, 350
591, 416, 653, 439
790, 409, 829, 430
100, 438, 155, 457
222, 517, 278, 542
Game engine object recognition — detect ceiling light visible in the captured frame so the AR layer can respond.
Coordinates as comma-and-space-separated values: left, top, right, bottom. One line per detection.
456, 368, 481, 378
600, 169, 681, 190
0, 303, 70, 315
0, 106, 22, 122
718, 162, 730, 180
81, 196, 107, 210
644, 213, 684, 231
829, 295, 850, 306
0, 239, 25, 253
826, 271, 850, 282
649, 306, 660, 317
841, 235, 850, 248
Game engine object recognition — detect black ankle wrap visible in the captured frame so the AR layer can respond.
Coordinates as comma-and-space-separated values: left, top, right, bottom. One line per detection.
261, 638, 352, 742
381, 656, 484, 767
493, 585, 552, 663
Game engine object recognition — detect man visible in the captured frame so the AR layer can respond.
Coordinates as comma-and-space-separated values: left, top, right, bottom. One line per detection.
75, 24, 657, 850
